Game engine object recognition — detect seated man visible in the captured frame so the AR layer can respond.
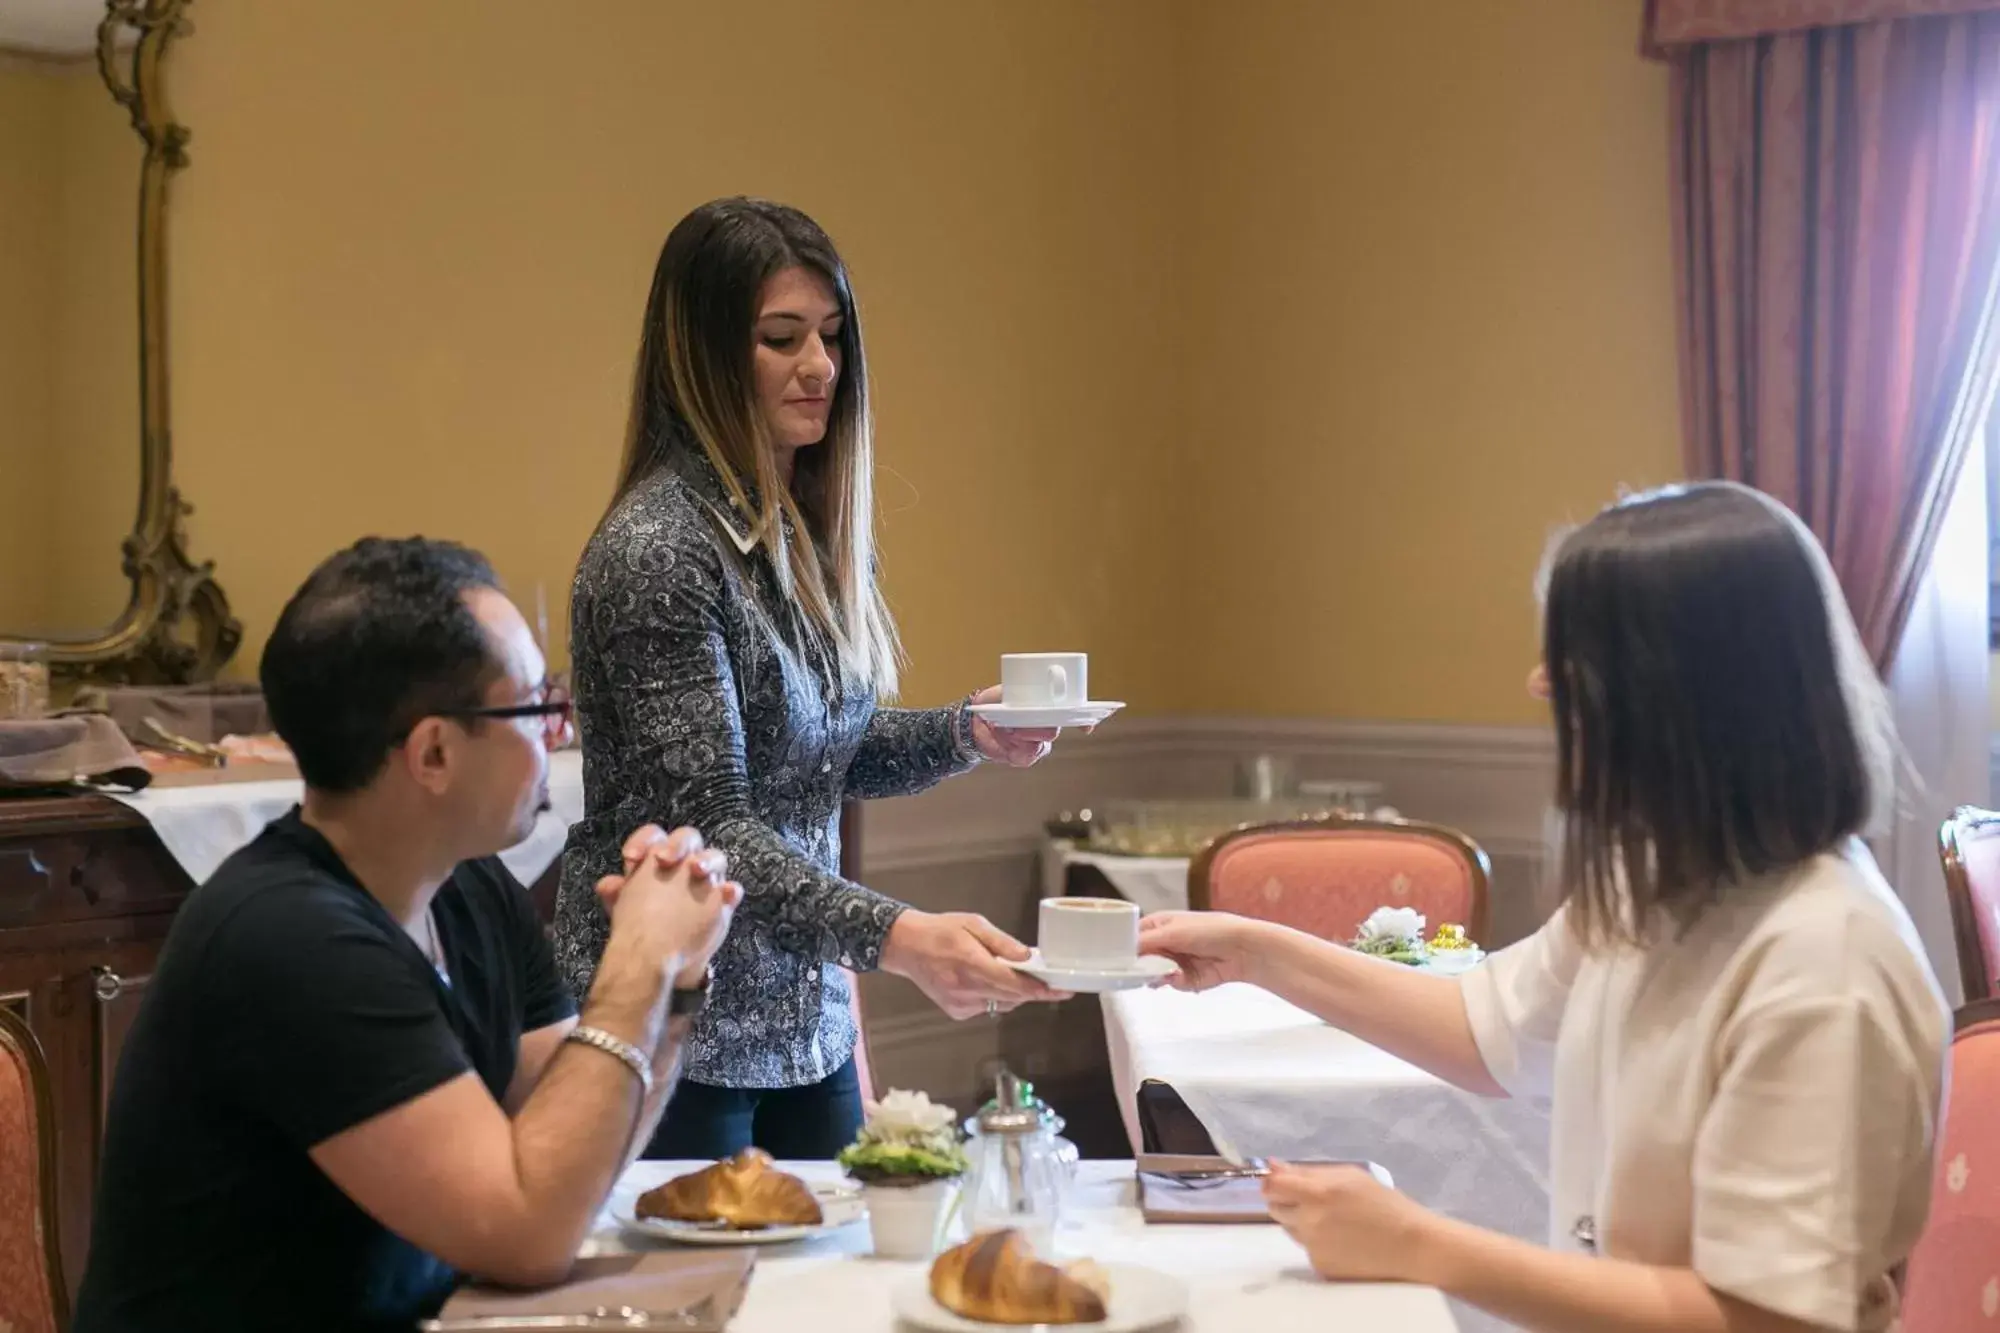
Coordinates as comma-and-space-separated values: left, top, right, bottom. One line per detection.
73, 537, 740, 1333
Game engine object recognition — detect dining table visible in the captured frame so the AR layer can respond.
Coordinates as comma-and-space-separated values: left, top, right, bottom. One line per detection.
581, 1159, 1462, 1331
1101, 983, 1550, 1333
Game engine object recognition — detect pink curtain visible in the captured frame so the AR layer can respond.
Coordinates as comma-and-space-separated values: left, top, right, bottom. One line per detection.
1653, 0, 2000, 45
1668, 13, 2000, 664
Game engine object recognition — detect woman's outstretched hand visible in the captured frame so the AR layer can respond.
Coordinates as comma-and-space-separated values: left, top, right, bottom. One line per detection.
1137, 911, 1261, 991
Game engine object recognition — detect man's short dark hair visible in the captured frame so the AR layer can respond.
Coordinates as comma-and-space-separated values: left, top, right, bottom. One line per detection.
262, 537, 504, 793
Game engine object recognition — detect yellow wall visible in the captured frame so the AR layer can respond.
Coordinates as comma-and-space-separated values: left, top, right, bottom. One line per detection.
49, 57, 143, 632
1175, 0, 1683, 722
170, 0, 1183, 708
0, 53, 144, 640
0, 56, 62, 632
140, 0, 1675, 722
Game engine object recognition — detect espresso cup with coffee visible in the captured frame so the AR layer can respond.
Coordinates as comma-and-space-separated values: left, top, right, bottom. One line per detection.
1001, 653, 1088, 708
1038, 896, 1140, 970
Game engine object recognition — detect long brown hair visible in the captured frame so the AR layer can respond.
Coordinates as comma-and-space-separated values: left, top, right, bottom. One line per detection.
1541, 482, 1895, 946
605, 197, 901, 694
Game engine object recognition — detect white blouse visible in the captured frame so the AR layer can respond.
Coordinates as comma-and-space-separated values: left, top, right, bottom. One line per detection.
1460, 842, 1950, 1331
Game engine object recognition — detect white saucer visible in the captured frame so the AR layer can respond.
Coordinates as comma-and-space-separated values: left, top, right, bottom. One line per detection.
893, 1260, 1188, 1332
1420, 948, 1486, 976
1004, 950, 1177, 992
969, 701, 1125, 730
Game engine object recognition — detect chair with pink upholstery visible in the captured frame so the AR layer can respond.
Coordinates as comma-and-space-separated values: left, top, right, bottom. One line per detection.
1938, 807, 2000, 1001
1187, 815, 1490, 947
1898, 998, 2000, 1333
0, 1004, 66, 1333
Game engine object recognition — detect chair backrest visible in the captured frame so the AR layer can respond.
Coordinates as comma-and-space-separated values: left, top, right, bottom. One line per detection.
1188, 816, 1490, 946
1899, 998, 2000, 1333
0, 1004, 66, 1333
1938, 807, 2000, 1001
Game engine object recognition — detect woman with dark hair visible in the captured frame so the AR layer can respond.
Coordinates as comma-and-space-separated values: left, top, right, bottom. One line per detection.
555, 198, 1063, 1160
1139, 482, 1948, 1333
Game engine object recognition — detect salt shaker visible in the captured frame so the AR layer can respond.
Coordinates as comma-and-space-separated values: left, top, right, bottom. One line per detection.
960, 1067, 1066, 1256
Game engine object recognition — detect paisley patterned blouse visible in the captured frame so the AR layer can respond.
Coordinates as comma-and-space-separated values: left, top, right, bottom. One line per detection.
553, 447, 981, 1088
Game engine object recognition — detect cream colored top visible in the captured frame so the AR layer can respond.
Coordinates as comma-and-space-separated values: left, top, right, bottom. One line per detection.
1460, 842, 1949, 1332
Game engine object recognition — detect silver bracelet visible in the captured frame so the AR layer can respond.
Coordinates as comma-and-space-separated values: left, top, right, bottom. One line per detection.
563, 1025, 653, 1097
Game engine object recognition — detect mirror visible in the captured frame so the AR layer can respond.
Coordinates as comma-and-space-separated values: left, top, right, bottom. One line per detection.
0, 3, 144, 643
0, 0, 237, 685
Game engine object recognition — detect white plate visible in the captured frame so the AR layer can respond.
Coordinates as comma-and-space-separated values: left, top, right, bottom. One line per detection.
892, 1261, 1188, 1333
969, 701, 1125, 729
1004, 950, 1178, 993
614, 1183, 865, 1246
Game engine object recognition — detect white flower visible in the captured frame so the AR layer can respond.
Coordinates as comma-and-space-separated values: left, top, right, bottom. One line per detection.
1947, 1152, 1969, 1194
1983, 1276, 1998, 1319
1357, 906, 1426, 944
867, 1089, 956, 1138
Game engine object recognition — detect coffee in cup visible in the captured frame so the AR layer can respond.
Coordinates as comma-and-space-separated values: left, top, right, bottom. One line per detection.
1001, 653, 1088, 708
1038, 896, 1139, 969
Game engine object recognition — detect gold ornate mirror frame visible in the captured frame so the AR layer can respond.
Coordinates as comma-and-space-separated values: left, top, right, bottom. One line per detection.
0, 0, 240, 684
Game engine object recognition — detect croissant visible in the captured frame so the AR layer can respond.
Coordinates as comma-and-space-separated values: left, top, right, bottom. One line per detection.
635, 1148, 824, 1229
928, 1229, 1110, 1326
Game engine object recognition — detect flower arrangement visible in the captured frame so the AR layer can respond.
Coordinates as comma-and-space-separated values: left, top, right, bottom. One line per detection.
1350, 908, 1485, 971
837, 1090, 969, 1187
1350, 906, 1429, 964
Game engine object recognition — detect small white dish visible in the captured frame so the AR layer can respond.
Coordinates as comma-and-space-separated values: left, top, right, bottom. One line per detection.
1003, 949, 1177, 993
613, 1183, 865, 1246
1421, 948, 1487, 976
892, 1260, 1188, 1332
969, 701, 1125, 730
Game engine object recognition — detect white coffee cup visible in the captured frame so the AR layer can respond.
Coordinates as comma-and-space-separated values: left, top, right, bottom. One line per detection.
1038, 896, 1139, 968
1001, 653, 1088, 708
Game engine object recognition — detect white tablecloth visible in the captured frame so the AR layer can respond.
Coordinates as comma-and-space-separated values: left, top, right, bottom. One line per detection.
106, 749, 586, 886
1102, 984, 1547, 1332
585, 1159, 1459, 1332
1040, 841, 1191, 914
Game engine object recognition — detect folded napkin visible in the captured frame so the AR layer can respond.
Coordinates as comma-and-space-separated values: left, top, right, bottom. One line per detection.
1137, 1154, 1396, 1225
1137, 1154, 1272, 1224
66, 681, 271, 746
0, 716, 151, 793
427, 1250, 755, 1330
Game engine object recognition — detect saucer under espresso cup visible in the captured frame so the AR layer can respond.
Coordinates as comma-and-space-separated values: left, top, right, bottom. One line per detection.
970, 652, 1126, 730
1003, 897, 1177, 992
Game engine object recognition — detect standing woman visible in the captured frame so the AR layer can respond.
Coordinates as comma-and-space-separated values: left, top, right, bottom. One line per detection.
556, 198, 1060, 1160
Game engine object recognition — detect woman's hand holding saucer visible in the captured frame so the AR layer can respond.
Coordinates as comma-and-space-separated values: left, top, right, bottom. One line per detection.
1137, 911, 1260, 991
968, 685, 1070, 766
880, 908, 1071, 1019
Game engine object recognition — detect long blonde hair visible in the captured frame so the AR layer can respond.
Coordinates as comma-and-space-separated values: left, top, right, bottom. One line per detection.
604, 198, 901, 695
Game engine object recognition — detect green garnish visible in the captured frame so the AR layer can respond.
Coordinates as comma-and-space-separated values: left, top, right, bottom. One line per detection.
1352, 935, 1427, 966
836, 1138, 969, 1182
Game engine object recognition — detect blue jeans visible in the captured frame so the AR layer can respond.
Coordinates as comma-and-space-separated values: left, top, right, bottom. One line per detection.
643, 1059, 863, 1161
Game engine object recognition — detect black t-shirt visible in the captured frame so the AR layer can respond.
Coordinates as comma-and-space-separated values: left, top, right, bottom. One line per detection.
72, 810, 577, 1333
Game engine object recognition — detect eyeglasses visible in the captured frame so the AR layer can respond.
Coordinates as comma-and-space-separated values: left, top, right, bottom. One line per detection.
445, 683, 574, 747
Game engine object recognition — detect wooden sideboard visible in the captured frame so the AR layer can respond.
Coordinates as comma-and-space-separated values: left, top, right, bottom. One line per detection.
0, 793, 189, 1304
